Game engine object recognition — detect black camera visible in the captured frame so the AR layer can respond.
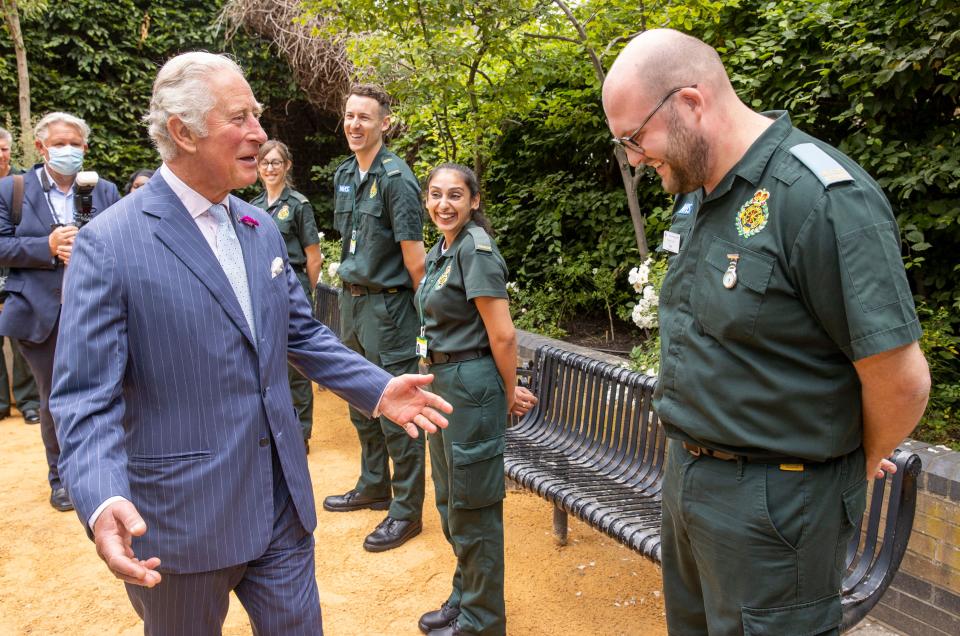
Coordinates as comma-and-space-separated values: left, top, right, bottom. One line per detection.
73, 170, 99, 227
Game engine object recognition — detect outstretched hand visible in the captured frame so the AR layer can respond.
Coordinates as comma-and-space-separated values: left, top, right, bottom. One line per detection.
379, 374, 453, 438
93, 500, 161, 587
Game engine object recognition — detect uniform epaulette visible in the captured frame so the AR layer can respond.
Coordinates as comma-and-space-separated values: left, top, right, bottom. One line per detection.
788, 143, 854, 187
290, 191, 310, 204
385, 168, 402, 177
467, 226, 493, 252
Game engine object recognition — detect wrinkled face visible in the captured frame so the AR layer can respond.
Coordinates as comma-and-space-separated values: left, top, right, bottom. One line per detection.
36, 121, 87, 165
130, 174, 150, 191
189, 71, 267, 201
425, 169, 479, 240
343, 95, 389, 157
258, 148, 289, 190
0, 137, 11, 174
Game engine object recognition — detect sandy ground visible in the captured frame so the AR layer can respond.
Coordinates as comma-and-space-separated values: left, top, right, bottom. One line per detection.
0, 389, 666, 635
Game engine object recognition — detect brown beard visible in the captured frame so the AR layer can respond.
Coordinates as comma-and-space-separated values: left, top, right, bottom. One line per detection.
661, 105, 709, 195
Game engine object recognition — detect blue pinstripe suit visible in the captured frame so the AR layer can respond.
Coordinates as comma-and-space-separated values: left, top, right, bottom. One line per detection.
50, 172, 391, 629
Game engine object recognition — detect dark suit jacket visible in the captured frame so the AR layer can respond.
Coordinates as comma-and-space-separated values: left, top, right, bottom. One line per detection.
50, 172, 392, 573
0, 166, 120, 343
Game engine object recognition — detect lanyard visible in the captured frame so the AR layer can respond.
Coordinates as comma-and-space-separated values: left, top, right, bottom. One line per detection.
417, 256, 446, 339
40, 169, 70, 226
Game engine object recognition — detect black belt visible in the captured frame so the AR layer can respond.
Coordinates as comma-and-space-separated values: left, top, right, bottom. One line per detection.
425, 347, 491, 365
680, 442, 808, 468
344, 284, 401, 297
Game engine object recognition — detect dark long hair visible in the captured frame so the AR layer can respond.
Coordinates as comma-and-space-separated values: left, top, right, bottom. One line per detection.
124, 168, 155, 194
423, 163, 494, 235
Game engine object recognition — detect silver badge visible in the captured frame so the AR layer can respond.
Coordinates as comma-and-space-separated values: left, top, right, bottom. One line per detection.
723, 253, 740, 289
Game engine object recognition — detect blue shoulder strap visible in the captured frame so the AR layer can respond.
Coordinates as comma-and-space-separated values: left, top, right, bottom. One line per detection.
789, 143, 854, 187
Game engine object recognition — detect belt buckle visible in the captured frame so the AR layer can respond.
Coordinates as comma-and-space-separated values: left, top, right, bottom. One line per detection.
683, 442, 702, 457
350, 285, 361, 297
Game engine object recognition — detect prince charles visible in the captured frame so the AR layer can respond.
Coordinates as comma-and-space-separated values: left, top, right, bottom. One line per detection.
49, 52, 451, 635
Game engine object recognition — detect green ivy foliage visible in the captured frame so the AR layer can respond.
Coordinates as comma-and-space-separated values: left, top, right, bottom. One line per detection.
0, 0, 317, 194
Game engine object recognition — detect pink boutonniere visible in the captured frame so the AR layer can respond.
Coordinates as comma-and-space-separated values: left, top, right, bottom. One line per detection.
239, 215, 259, 228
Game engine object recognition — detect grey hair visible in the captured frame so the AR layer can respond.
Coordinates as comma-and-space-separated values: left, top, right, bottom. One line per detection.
0, 126, 11, 143
144, 52, 247, 162
35, 112, 90, 145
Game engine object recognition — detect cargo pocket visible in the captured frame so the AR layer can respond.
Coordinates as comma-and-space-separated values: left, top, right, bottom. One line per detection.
452, 434, 506, 510
742, 593, 841, 636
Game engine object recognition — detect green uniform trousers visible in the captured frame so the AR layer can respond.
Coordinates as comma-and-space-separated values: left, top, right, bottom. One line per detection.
429, 356, 506, 636
340, 289, 424, 522
661, 439, 867, 636
0, 336, 40, 413
289, 274, 314, 440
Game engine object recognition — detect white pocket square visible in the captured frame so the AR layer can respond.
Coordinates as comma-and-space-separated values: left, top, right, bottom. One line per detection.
270, 257, 284, 278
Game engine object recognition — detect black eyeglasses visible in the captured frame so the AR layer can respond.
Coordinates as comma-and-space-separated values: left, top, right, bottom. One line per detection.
611, 84, 697, 154
259, 159, 284, 169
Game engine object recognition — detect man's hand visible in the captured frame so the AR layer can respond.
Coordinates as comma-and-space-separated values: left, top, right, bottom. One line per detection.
93, 500, 161, 587
867, 456, 898, 482
379, 374, 452, 437
510, 385, 538, 417
49, 225, 78, 262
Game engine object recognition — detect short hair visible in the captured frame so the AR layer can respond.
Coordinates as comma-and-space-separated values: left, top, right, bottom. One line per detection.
0, 126, 11, 144
342, 83, 393, 117
34, 112, 90, 145
257, 139, 294, 187
144, 52, 247, 162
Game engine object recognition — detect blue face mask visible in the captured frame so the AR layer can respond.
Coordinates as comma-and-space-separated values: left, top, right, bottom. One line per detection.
45, 144, 85, 176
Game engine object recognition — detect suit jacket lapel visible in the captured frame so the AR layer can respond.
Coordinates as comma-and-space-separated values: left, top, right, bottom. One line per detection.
25, 170, 56, 229
143, 177, 257, 350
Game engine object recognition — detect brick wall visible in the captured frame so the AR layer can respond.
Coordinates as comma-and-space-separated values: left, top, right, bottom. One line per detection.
869, 440, 960, 635
515, 330, 960, 635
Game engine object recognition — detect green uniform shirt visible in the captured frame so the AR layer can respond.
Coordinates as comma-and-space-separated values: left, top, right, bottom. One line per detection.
417, 221, 508, 353
333, 145, 423, 290
654, 111, 922, 462
250, 186, 320, 271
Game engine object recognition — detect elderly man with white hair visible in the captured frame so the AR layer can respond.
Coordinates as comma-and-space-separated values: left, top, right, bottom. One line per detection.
50, 51, 452, 634
0, 112, 120, 512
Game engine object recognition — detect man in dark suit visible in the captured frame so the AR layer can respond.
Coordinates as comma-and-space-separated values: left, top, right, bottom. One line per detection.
50, 52, 451, 635
0, 113, 120, 511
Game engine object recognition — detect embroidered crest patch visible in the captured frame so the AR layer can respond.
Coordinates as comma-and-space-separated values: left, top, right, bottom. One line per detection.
369, 178, 378, 198
736, 189, 770, 238
434, 264, 452, 290
277, 205, 290, 221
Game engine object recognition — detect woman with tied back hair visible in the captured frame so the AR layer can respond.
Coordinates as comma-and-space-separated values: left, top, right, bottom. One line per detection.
250, 139, 323, 452
414, 163, 537, 636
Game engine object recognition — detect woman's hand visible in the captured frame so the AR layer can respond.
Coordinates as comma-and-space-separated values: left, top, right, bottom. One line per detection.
510, 385, 538, 417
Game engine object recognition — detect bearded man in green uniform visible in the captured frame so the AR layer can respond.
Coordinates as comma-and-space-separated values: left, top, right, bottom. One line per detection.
324, 84, 428, 552
603, 29, 931, 635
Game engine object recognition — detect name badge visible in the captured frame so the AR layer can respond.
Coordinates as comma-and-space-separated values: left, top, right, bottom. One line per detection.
338, 184, 351, 193
416, 336, 429, 358
662, 231, 681, 254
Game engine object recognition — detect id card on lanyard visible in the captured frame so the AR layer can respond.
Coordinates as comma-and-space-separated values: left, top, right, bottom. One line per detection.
416, 258, 446, 361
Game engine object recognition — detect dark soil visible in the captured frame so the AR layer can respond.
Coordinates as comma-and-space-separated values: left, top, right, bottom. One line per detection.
559, 313, 647, 360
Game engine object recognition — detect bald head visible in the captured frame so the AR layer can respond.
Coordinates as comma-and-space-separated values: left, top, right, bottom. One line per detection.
604, 29, 731, 105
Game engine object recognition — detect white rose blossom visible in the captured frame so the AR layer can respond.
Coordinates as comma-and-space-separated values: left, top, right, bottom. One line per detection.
327, 261, 340, 279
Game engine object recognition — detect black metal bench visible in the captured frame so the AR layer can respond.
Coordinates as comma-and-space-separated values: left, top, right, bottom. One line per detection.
314, 282, 342, 338
505, 344, 921, 632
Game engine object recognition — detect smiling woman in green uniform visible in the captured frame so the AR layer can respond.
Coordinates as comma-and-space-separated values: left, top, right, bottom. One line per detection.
415, 164, 537, 636
250, 140, 323, 451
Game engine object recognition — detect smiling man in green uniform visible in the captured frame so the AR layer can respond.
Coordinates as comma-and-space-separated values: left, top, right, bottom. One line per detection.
603, 30, 931, 635
324, 83, 428, 552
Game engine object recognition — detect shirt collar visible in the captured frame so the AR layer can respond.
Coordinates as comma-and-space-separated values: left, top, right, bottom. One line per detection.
704, 110, 793, 202
159, 163, 230, 220
36, 164, 74, 197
